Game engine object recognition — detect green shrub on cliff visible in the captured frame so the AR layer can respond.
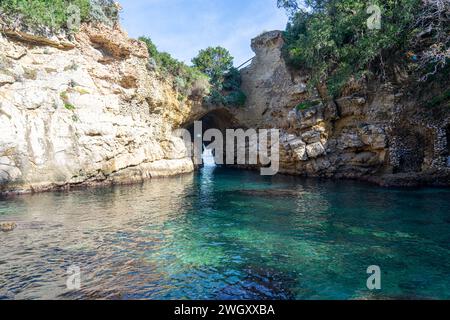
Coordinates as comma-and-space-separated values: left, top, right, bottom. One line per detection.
428, 89, 450, 108
139, 39, 246, 106
89, 0, 119, 27
0, 0, 89, 30
296, 100, 321, 111
191, 46, 234, 88
139, 36, 210, 100
222, 67, 247, 107
192, 47, 247, 107
279, 0, 422, 96
140, 36, 191, 77
0, 0, 119, 31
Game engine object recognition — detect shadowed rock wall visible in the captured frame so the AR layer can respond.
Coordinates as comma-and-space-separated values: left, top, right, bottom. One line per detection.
235, 31, 450, 187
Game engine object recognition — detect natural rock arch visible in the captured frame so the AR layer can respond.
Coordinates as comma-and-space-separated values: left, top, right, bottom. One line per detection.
181, 108, 243, 166
183, 108, 240, 140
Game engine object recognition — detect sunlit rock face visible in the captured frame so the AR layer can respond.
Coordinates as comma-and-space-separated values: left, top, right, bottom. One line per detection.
237, 31, 450, 187
0, 24, 208, 194
1, 22, 449, 193
238, 31, 308, 128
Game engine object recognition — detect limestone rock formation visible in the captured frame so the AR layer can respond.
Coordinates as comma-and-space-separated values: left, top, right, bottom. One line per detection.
1, 22, 448, 193
239, 31, 308, 128
0, 24, 207, 194
237, 31, 450, 187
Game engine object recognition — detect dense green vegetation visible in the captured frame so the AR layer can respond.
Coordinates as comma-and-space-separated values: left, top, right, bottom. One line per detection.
221, 67, 247, 107
278, 0, 450, 97
140, 39, 246, 106
192, 47, 234, 87
0, 1, 246, 107
428, 89, 450, 108
139, 36, 210, 101
192, 47, 247, 107
0, 0, 119, 31
296, 100, 321, 111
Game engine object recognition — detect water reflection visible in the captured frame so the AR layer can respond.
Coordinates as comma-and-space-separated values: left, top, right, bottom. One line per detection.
0, 168, 450, 300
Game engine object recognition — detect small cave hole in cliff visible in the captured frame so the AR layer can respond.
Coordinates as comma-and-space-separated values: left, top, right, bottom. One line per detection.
395, 129, 427, 173
183, 108, 238, 167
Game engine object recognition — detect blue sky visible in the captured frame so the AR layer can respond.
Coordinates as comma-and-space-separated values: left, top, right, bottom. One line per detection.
119, 0, 288, 66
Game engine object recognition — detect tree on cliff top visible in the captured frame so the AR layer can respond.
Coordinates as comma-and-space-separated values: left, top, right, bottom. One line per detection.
277, 0, 301, 17
277, 0, 328, 15
278, 0, 449, 96
191, 46, 234, 87
139, 36, 210, 101
192, 46, 246, 107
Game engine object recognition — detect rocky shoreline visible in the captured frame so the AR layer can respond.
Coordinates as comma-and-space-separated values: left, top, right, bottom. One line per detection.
1, 25, 449, 194
230, 31, 450, 187
0, 24, 208, 195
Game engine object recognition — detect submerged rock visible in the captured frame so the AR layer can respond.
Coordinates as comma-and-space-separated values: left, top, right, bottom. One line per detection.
0, 222, 17, 232
236, 189, 304, 198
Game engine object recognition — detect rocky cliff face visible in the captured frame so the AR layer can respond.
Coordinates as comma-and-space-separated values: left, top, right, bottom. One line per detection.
1, 24, 448, 194
238, 31, 450, 186
0, 24, 207, 194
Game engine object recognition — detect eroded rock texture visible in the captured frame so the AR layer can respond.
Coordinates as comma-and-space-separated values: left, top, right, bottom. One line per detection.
1, 25, 448, 193
0, 24, 209, 194
236, 31, 450, 186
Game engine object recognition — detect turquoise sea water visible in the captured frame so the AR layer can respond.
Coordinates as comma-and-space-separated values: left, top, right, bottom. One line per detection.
0, 167, 449, 300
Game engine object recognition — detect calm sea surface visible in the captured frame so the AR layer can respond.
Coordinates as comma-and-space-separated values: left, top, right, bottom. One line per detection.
1, 167, 449, 299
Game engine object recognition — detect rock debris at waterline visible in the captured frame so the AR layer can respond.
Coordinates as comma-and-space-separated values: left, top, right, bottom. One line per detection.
0, 222, 17, 232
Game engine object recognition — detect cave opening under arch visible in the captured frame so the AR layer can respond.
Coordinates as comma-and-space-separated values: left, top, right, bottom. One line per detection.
182, 108, 241, 167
